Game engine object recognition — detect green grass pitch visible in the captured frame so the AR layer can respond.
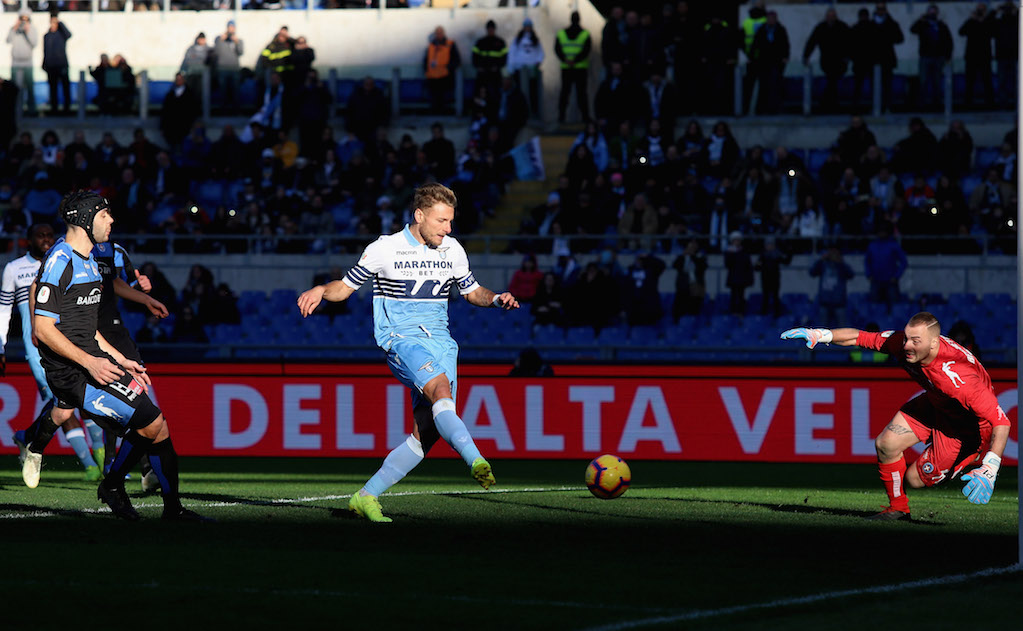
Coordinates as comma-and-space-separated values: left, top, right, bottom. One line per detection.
1, 457, 1019, 630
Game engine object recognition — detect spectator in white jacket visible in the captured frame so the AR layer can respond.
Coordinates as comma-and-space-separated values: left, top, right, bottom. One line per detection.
7, 8, 37, 115
508, 17, 544, 116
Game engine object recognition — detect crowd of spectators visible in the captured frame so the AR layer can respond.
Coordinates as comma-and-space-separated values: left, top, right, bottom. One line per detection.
587, 2, 1020, 118
519, 113, 1017, 258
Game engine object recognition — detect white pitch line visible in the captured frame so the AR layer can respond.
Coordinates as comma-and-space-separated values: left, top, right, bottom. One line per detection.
579, 564, 1023, 631
0, 485, 588, 517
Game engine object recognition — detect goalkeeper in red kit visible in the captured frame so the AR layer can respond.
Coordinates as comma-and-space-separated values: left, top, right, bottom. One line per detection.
781, 312, 1012, 520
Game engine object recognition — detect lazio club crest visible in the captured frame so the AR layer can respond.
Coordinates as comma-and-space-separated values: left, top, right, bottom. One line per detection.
436, 247, 449, 260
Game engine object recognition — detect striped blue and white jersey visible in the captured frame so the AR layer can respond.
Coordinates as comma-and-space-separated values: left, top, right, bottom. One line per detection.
0, 253, 44, 350
342, 225, 480, 349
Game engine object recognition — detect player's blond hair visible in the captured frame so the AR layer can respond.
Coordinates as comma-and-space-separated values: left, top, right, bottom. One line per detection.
413, 183, 457, 215
907, 311, 941, 335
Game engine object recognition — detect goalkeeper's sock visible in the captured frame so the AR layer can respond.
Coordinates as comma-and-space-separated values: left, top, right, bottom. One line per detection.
147, 438, 182, 513
103, 431, 152, 489
879, 456, 910, 513
363, 435, 424, 497
83, 418, 105, 448
432, 398, 482, 467
63, 427, 98, 469
27, 409, 59, 455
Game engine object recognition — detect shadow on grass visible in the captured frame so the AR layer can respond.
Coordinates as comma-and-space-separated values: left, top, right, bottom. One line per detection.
626, 495, 946, 525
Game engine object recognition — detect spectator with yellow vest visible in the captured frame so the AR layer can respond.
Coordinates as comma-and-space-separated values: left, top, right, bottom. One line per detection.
472, 19, 508, 108
257, 26, 295, 86
555, 11, 591, 124
740, 1, 767, 114
424, 25, 461, 115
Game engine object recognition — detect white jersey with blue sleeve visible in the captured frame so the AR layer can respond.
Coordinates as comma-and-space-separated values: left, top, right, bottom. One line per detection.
0, 253, 51, 398
342, 225, 480, 349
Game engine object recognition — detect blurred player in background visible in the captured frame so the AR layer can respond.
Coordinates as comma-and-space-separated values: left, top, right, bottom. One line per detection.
298, 182, 519, 523
92, 239, 170, 493
781, 312, 1011, 520
30, 191, 207, 521
3, 223, 105, 482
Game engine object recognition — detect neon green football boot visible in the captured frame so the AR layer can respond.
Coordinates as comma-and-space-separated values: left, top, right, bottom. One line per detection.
348, 491, 392, 523
471, 457, 496, 490
92, 447, 105, 473
84, 465, 102, 482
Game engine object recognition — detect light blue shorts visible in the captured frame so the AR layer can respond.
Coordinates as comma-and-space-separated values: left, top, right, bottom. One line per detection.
384, 335, 459, 406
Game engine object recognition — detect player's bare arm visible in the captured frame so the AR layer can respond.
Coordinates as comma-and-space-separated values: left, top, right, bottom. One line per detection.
297, 280, 356, 317
780, 326, 861, 349
114, 277, 168, 318
28, 279, 38, 347
96, 330, 150, 388
35, 314, 122, 385
464, 286, 520, 310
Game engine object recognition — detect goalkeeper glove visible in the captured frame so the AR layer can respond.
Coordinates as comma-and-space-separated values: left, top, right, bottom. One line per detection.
961, 451, 1000, 505
780, 328, 833, 350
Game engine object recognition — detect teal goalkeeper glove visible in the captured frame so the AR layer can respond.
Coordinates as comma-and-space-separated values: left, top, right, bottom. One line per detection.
780, 328, 833, 350
961, 452, 1000, 505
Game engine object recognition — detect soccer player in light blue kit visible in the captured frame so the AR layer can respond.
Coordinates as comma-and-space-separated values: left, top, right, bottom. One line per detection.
1, 224, 105, 482
298, 183, 520, 522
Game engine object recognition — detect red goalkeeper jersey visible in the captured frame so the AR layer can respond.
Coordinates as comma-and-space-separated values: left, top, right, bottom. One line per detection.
856, 330, 1010, 435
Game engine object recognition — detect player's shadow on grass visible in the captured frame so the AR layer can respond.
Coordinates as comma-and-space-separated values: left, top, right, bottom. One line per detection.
631, 496, 946, 526
447, 492, 669, 521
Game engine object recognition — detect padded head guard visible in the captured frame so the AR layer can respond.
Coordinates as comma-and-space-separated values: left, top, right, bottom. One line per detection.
59, 191, 109, 244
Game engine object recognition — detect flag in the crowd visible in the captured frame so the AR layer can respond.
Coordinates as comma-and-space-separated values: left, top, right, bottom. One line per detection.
507, 136, 545, 182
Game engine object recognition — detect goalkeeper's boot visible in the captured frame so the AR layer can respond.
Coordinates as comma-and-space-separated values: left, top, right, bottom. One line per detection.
84, 465, 102, 482
867, 506, 911, 521
22, 451, 42, 488
13, 430, 28, 467
348, 491, 392, 523
471, 457, 496, 490
97, 482, 140, 521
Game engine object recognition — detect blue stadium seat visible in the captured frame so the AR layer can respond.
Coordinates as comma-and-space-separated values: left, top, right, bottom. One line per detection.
565, 326, 596, 345
975, 147, 1001, 172
533, 324, 564, 346
807, 149, 829, 176
629, 326, 660, 345
149, 80, 173, 106
597, 325, 629, 344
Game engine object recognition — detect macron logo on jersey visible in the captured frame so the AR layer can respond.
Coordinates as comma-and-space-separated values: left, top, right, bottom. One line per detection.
941, 361, 964, 388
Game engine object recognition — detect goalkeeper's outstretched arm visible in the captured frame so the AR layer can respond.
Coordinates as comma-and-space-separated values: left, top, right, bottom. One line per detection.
780, 327, 863, 349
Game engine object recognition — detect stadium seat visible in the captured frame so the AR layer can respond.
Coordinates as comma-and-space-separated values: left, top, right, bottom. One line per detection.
565, 326, 596, 346
533, 324, 564, 346
807, 149, 829, 176
975, 147, 1001, 171
597, 325, 629, 345
629, 326, 660, 345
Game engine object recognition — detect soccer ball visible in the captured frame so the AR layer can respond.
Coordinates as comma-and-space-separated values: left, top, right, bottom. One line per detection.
585, 454, 631, 499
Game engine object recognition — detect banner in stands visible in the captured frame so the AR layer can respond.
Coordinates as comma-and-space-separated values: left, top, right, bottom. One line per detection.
0, 364, 1017, 463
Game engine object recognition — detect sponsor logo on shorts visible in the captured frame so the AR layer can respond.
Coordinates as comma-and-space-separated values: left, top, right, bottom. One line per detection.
91, 395, 124, 421
109, 379, 140, 402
